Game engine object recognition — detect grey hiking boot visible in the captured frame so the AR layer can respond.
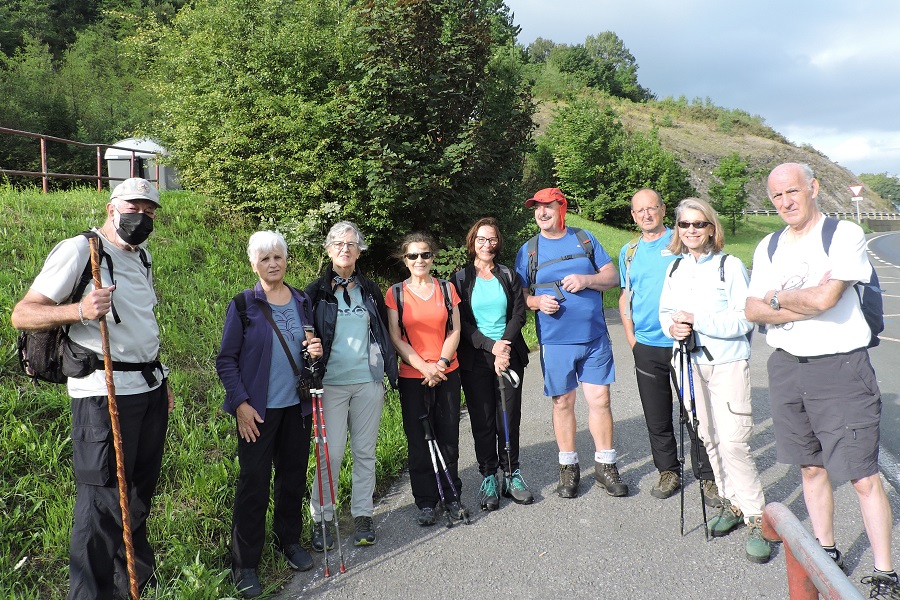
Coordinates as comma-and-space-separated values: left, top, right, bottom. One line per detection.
478, 474, 500, 511
503, 469, 535, 505
557, 463, 580, 498
860, 572, 900, 599
701, 479, 724, 508
708, 499, 743, 537
594, 462, 628, 497
650, 470, 680, 499
353, 516, 376, 546
311, 520, 335, 552
745, 516, 772, 564
417, 506, 436, 526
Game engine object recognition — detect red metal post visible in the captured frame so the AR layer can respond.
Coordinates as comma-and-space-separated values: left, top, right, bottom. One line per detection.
784, 543, 820, 600
40, 137, 48, 193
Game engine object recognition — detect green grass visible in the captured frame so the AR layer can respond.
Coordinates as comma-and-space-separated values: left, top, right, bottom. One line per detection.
0, 187, 787, 598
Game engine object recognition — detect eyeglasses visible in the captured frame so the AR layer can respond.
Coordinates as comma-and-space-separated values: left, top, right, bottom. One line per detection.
331, 241, 359, 251
475, 236, 499, 246
677, 221, 711, 229
405, 252, 434, 260
633, 206, 661, 216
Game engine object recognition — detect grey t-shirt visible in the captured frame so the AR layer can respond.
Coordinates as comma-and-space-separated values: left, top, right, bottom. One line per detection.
30, 229, 165, 397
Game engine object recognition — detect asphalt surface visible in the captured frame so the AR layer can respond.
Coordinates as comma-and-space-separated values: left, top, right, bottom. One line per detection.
278, 308, 900, 600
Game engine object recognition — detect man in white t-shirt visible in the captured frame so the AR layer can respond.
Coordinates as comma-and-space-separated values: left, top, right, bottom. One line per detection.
12, 178, 174, 600
746, 162, 896, 597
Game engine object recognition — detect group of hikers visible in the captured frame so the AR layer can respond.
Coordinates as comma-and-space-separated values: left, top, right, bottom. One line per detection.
10, 160, 898, 599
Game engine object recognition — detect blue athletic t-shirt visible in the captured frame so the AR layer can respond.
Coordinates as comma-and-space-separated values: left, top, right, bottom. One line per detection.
266, 300, 303, 409
618, 229, 677, 347
322, 286, 376, 385
515, 228, 611, 345
471, 276, 507, 341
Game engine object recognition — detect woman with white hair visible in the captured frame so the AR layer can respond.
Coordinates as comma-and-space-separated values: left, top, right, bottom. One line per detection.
304, 221, 397, 549
216, 231, 323, 598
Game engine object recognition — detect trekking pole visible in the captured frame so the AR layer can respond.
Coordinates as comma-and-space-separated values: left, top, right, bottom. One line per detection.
420, 413, 454, 528
314, 385, 346, 573
498, 369, 521, 479
310, 387, 331, 577
89, 237, 139, 600
676, 342, 686, 538
685, 332, 710, 541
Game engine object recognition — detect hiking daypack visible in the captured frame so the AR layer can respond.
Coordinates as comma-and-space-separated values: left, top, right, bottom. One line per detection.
16, 231, 149, 383
621, 234, 641, 319
526, 227, 598, 300
766, 217, 883, 348
391, 278, 454, 342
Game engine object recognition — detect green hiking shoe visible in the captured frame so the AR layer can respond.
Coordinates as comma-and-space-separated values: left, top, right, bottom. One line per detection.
745, 516, 772, 563
707, 500, 743, 537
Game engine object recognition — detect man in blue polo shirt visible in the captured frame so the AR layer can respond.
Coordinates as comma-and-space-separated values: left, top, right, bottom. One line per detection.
618, 188, 720, 505
515, 188, 626, 499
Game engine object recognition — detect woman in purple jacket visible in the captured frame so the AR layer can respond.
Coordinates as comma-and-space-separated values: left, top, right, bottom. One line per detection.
216, 231, 323, 598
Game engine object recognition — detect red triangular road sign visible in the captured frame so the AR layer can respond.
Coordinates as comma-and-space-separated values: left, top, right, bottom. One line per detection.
850, 185, 864, 196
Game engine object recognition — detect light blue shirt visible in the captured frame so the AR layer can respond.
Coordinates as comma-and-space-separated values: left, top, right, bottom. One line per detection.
471, 276, 507, 341
266, 300, 303, 409
322, 286, 377, 385
618, 229, 676, 347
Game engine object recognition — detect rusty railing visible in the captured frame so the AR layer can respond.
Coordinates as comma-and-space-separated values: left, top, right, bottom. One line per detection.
0, 126, 160, 192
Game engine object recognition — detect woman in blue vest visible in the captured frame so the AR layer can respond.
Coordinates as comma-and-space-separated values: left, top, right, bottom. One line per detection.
216, 231, 323, 598
454, 217, 533, 510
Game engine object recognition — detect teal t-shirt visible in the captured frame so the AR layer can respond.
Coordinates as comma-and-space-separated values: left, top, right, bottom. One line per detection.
471, 275, 507, 341
266, 300, 303, 409
618, 229, 677, 347
322, 286, 377, 385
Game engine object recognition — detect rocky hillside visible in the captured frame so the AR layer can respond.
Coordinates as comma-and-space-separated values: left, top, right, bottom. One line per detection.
535, 97, 893, 213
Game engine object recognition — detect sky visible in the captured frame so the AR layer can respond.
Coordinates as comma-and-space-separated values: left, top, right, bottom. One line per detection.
505, 0, 900, 176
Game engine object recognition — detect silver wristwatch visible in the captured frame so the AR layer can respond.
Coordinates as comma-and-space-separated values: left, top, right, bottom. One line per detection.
769, 291, 781, 311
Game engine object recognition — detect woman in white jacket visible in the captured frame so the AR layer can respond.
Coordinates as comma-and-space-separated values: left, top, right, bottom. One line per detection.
659, 197, 769, 564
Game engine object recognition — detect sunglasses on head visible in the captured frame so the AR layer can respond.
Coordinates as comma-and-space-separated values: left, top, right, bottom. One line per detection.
405, 251, 434, 260
677, 221, 711, 229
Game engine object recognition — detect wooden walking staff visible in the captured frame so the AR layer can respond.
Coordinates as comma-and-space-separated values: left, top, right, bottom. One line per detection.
89, 237, 139, 600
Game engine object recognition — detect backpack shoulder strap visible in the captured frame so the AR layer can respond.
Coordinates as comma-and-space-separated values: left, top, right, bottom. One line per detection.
821, 216, 839, 255
391, 282, 408, 340
719, 254, 729, 282
668, 256, 684, 277
233, 290, 250, 331
497, 264, 513, 284
572, 227, 598, 272
438, 278, 454, 334
767, 228, 785, 261
526, 234, 539, 290
622, 235, 641, 319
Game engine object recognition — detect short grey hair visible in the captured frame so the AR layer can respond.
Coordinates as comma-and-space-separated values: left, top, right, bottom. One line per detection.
324, 221, 368, 251
247, 230, 288, 264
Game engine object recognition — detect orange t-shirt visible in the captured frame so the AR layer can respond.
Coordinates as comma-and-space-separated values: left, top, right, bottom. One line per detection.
385, 278, 460, 379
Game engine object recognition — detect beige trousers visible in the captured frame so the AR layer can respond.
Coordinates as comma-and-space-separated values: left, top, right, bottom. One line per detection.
680, 358, 765, 519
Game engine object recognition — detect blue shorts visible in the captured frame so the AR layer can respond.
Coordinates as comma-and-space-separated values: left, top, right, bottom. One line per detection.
539, 335, 615, 397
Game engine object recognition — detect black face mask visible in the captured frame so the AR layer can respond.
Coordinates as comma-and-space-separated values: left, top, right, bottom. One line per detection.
116, 211, 154, 245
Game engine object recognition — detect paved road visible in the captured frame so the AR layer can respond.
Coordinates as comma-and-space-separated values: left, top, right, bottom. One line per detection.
278, 308, 900, 599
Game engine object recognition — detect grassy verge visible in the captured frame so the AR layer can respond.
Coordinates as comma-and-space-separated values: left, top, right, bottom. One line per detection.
0, 187, 786, 598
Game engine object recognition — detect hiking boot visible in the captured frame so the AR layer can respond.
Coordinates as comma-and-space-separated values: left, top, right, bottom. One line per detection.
503, 469, 535, 505
707, 500, 743, 537
446, 500, 470, 521
311, 520, 335, 552
280, 543, 313, 571
701, 479, 724, 508
417, 506, 436, 526
745, 516, 772, 564
594, 462, 628, 497
478, 474, 500, 511
860, 572, 900, 599
818, 541, 846, 573
232, 568, 262, 598
353, 516, 376, 546
557, 463, 581, 498
650, 470, 680, 499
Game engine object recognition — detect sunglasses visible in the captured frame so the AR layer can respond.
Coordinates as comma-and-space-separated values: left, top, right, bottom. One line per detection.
677, 221, 711, 229
405, 251, 434, 260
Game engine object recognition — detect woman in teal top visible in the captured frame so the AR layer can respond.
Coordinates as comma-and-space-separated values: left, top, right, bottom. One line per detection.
453, 217, 532, 510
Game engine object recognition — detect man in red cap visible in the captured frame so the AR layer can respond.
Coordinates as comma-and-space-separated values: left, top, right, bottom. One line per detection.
514, 188, 627, 499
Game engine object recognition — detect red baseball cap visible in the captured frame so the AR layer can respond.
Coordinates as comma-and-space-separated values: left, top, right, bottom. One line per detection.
525, 188, 567, 229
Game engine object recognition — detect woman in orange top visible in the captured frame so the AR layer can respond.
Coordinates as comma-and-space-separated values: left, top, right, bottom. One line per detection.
386, 232, 465, 526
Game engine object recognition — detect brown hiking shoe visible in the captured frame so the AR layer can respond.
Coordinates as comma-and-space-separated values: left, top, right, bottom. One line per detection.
701, 479, 724, 508
650, 470, 680, 499
594, 462, 628, 497
557, 463, 580, 498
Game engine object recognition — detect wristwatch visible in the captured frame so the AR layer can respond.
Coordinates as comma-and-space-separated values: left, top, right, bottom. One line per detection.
769, 291, 781, 311
438, 357, 452, 367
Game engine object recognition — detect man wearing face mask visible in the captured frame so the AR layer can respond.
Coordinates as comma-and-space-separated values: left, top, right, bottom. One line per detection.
12, 177, 174, 599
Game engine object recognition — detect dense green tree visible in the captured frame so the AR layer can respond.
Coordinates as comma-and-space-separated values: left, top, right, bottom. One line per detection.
584, 32, 652, 102
709, 152, 750, 234
525, 36, 556, 63
859, 172, 900, 206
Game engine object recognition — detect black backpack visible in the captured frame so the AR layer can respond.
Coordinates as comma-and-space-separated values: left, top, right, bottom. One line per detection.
16, 232, 130, 383
766, 217, 883, 348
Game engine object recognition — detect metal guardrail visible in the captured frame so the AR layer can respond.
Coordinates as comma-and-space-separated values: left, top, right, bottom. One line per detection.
762, 502, 863, 599
0, 126, 160, 192
746, 209, 900, 220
